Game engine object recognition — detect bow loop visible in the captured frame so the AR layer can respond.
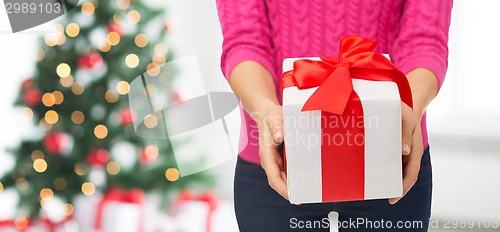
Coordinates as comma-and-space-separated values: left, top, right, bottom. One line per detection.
281, 35, 413, 115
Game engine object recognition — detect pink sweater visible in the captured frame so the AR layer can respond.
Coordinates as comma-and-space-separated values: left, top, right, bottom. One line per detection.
216, 0, 453, 164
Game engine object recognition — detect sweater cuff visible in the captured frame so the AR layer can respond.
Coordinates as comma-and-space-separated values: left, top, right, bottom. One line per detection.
223, 46, 276, 82
397, 54, 447, 89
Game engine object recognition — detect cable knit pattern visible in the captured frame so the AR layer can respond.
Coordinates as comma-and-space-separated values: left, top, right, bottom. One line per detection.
216, 0, 453, 164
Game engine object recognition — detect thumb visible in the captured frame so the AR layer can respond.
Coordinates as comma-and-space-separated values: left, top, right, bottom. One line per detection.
401, 104, 413, 156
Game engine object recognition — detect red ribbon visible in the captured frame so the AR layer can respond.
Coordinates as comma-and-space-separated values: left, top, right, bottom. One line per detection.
172, 190, 219, 232
0, 218, 32, 232
95, 187, 145, 232
282, 36, 412, 202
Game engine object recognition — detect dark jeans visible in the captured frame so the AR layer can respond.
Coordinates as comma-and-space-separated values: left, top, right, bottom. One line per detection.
234, 147, 432, 232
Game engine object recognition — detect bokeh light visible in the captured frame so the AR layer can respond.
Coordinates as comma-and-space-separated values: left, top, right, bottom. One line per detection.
44, 110, 59, 125
81, 182, 96, 196
165, 168, 180, 182
52, 91, 64, 105
66, 23, 80, 37
94, 124, 108, 139
106, 162, 121, 175
127, 10, 141, 24
42, 93, 56, 107
71, 111, 85, 124
135, 34, 148, 47
81, 2, 95, 16
116, 81, 130, 95
33, 159, 48, 173
60, 75, 74, 87
144, 114, 158, 128
105, 89, 119, 103
71, 82, 85, 95
56, 63, 71, 78
125, 54, 140, 68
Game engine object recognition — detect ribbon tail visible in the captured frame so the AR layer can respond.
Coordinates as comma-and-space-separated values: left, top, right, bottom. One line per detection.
302, 67, 353, 115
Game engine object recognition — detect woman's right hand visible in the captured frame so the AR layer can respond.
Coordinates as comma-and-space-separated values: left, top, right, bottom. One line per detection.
256, 104, 288, 199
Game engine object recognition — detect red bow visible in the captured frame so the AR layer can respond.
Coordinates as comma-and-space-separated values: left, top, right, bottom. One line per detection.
95, 187, 145, 232
282, 36, 413, 115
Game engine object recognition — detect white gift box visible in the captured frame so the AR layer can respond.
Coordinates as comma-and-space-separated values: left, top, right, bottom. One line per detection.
282, 57, 403, 204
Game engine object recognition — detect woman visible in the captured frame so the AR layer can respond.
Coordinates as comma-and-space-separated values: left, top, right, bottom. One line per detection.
216, 0, 452, 231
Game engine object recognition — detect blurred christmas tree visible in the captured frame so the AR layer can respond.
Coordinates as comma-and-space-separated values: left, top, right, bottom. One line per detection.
0, 0, 212, 218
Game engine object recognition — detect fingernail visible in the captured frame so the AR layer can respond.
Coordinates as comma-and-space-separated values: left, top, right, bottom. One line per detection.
274, 132, 282, 140
403, 144, 410, 155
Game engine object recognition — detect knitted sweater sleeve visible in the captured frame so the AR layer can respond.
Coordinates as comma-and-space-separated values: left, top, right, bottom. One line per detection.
391, 0, 453, 89
216, 0, 275, 81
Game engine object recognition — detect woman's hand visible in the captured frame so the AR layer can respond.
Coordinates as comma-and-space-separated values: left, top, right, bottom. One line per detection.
256, 104, 288, 199
389, 102, 424, 204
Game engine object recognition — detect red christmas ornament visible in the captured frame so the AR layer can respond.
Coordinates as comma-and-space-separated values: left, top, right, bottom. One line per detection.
78, 53, 103, 69
87, 148, 110, 167
139, 145, 158, 165
43, 132, 70, 155
23, 88, 42, 106
119, 108, 134, 126
108, 22, 123, 37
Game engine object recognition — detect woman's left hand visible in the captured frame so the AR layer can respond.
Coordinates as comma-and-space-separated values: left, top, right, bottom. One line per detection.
389, 102, 424, 204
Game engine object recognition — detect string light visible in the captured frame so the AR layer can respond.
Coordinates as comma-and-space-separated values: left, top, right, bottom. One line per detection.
33, 159, 48, 173
125, 54, 140, 68
65, 204, 74, 216
107, 32, 120, 46
39, 118, 53, 131
71, 82, 85, 95
165, 168, 180, 182
152, 54, 166, 65
127, 10, 141, 24
66, 23, 80, 37
94, 124, 108, 139
71, 111, 85, 124
116, 81, 130, 95
52, 91, 64, 105
98, 42, 112, 52
56, 63, 71, 78
116, 0, 130, 10
0, 182, 3, 193
144, 114, 158, 128
60, 75, 73, 87
135, 34, 148, 47
81, 2, 95, 16
42, 93, 56, 107
39, 188, 54, 200
154, 43, 168, 55
74, 163, 87, 176
105, 89, 119, 103
31, 150, 44, 161
44, 110, 59, 125
106, 162, 121, 175
81, 182, 96, 196
146, 63, 160, 77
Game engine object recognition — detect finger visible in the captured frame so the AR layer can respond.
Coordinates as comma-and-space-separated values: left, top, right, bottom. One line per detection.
261, 150, 288, 199
267, 109, 284, 144
389, 149, 421, 204
401, 104, 414, 156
